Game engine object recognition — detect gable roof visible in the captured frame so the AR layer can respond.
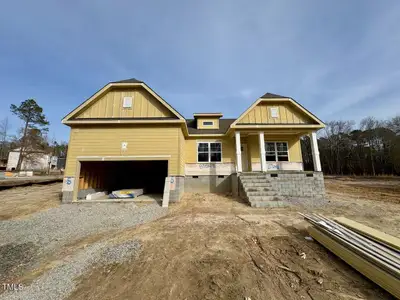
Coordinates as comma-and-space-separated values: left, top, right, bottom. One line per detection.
186, 119, 235, 134
260, 92, 287, 99
62, 78, 185, 123
231, 94, 325, 128
111, 78, 143, 84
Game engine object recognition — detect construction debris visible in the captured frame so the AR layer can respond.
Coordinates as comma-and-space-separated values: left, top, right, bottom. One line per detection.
109, 188, 144, 199
86, 191, 107, 200
301, 213, 400, 299
334, 216, 400, 252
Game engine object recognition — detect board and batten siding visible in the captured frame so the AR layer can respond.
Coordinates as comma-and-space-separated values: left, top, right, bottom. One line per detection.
238, 102, 313, 124
246, 134, 303, 163
74, 88, 176, 119
64, 125, 184, 177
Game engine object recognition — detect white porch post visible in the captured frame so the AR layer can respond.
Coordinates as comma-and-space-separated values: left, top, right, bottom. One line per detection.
235, 131, 242, 173
310, 132, 322, 172
259, 132, 267, 172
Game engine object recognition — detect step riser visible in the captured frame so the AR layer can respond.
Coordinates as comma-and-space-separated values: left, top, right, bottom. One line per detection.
240, 176, 266, 180
247, 192, 276, 196
242, 183, 272, 186
240, 179, 268, 183
247, 196, 279, 201
244, 188, 272, 192
242, 183, 272, 187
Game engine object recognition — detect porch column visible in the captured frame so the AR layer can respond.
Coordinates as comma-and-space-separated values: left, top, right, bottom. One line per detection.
259, 132, 267, 172
235, 131, 242, 173
310, 132, 322, 172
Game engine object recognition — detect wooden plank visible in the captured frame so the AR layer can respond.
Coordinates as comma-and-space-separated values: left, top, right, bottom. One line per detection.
335, 217, 400, 252
304, 216, 400, 278
315, 214, 400, 267
309, 226, 400, 299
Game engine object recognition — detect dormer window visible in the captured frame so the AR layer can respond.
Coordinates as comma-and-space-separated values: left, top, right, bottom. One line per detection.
193, 113, 223, 130
203, 121, 214, 126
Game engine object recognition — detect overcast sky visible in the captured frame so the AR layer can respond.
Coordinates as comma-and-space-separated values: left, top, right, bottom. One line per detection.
0, 0, 399, 141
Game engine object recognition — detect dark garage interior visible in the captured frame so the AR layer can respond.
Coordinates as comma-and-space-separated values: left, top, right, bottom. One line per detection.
78, 160, 168, 199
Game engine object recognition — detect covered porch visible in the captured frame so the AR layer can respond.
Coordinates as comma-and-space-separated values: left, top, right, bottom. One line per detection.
233, 129, 321, 173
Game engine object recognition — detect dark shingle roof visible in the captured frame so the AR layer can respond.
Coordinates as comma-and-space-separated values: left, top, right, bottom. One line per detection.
111, 78, 143, 84
186, 119, 235, 134
260, 92, 287, 99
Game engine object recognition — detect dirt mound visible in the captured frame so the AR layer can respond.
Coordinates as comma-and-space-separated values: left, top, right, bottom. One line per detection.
68, 213, 388, 300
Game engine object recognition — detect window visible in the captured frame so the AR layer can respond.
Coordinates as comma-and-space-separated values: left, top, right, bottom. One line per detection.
123, 96, 133, 108
197, 142, 222, 162
270, 107, 279, 118
203, 121, 214, 126
265, 142, 289, 161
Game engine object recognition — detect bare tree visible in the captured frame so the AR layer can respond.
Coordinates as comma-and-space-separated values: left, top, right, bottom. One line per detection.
303, 116, 400, 176
360, 117, 383, 176
0, 117, 10, 162
388, 115, 400, 135
321, 120, 354, 174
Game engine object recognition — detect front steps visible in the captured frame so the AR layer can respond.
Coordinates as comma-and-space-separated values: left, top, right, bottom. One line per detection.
239, 172, 287, 208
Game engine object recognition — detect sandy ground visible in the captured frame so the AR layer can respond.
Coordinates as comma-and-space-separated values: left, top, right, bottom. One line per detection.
1, 177, 399, 299
0, 182, 61, 220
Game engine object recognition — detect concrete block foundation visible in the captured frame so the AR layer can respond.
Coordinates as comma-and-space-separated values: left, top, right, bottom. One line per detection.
169, 176, 185, 202
62, 191, 73, 203
266, 171, 325, 199
184, 175, 232, 193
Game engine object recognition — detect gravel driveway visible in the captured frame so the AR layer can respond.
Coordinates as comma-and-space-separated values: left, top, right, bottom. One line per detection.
0, 202, 166, 251
0, 202, 168, 300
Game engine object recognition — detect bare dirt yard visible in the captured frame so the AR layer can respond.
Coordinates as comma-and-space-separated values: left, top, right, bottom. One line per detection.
0, 176, 399, 300
0, 182, 61, 220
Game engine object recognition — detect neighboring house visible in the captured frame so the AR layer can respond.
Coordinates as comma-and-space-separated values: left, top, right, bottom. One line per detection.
6, 149, 58, 171
61, 78, 325, 206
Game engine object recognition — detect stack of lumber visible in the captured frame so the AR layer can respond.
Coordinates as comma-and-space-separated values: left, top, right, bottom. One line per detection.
301, 214, 400, 298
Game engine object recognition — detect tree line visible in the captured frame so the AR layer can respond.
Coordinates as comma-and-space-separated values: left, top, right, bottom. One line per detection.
302, 116, 400, 175
0, 99, 68, 171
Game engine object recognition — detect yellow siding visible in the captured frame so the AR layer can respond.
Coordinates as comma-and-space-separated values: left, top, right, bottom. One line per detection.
196, 117, 220, 129
247, 134, 303, 164
178, 129, 185, 175
65, 125, 184, 177
75, 88, 175, 119
238, 102, 313, 124
185, 137, 235, 163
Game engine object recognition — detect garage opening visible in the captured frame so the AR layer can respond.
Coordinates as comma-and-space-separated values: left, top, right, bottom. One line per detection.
77, 160, 168, 200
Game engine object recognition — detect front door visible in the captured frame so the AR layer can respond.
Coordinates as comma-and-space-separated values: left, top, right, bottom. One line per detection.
241, 144, 249, 171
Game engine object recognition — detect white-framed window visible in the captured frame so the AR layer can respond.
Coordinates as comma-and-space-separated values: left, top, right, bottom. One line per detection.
265, 142, 289, 161
197, 142, 222, 162
270, 107, 279, 118
122, 96, 133, 108
203, 121, 214, 126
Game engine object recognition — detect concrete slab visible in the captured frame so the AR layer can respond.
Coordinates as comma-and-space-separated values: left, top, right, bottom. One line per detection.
77, 193, 163, 205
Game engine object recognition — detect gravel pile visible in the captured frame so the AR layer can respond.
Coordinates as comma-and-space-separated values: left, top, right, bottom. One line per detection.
0, 203, 167, 251
99, 240, 141, 264
0, 239, 142, 300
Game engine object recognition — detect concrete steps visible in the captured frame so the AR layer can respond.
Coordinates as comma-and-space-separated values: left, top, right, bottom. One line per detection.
239, 172, 287, 208
244, 187, 273, 192
246, 191, 276, 197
